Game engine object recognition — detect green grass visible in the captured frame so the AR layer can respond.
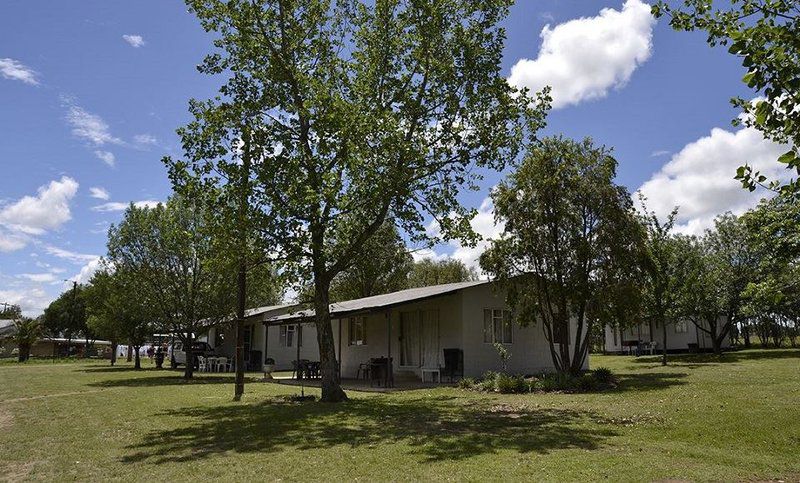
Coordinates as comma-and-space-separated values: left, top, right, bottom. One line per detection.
0, 350, 798, 481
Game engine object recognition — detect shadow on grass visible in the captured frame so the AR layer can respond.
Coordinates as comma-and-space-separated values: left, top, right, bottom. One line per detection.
121, 395, 617, 464
615, 372, 689, 392
87, 374, 240, 387
631, 348, 800, 367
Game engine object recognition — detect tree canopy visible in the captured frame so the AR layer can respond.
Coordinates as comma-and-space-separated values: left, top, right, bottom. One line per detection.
173, 0, 548, 401
481, 137, 646, 374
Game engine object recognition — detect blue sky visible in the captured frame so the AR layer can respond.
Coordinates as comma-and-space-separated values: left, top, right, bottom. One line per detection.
0, 1, 784, 315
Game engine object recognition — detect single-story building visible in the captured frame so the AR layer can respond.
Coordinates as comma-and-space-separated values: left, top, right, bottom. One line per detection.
603, 318, 733, 354
209, 280, 588, 381
0, 322, 113, 359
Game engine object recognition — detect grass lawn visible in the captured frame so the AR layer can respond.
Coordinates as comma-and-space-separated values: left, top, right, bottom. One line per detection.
0, 350, 798, 482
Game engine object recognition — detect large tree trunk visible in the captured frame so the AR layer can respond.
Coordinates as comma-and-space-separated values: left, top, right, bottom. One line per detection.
314, 275, 347, 402
134, 345, 141, 369
126, 345, 132, 362
183, 332, 194, 379
661, 318, 668, 366
234, 259, 246, 400
110, 342, 118, 366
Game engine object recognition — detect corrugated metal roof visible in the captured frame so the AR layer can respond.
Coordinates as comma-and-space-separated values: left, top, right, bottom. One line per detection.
266, 280, 488, 324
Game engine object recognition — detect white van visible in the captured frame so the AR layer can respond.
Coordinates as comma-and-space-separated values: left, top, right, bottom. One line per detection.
169, 340, 215, 369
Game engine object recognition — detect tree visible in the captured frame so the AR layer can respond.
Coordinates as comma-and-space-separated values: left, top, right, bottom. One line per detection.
108, 198, 226, 378
329, 221, 414, 302
107, 197, 278, 378
0, 304, 22, 319
10, 317, 42, 362
741, 196, 800, 346
84, 266, 154, 368
653, 0, 800, 196
176, 0, 547, 401
42, 283, 87, 356
407, 258, 479, 289
637, 197, 693, 365
675, 214, 759, 354
481, 137, 646, 375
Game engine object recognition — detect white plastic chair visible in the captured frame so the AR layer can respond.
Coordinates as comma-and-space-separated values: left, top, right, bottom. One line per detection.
198, 356, 207, 372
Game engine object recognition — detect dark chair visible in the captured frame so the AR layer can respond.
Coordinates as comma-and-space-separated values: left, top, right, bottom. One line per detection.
441, 348, 463, 382
248, 350, 262, 371
369, 357, 393, 387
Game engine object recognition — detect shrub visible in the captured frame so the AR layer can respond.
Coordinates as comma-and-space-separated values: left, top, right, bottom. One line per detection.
577, 373, 598, 392
478, 371, 499, 392
457, 377, 476, 390
592, 366, 617, 385
495, 373, 527, 394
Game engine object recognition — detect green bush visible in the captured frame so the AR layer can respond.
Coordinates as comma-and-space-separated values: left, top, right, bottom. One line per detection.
457, 377, 476, 390
578, 374, 598, 391
495, 373, 527, 394
592, 366, 618, 386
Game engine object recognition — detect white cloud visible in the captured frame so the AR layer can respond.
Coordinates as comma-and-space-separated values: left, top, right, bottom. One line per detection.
650, 150, 670, 157
0, 176, 79, 236
64, 100, 123, 147
122, 34, 145, 48
42, 244, 99, 264
133, 134, 157, 146
0, 287, 52, 317
411, 197, 502, 277
508, 0, 655, 109
0, 230, 28, 252
638, 126, 788, 234
91, 200, 161, 212
89, 187, 110, 200
18, 273, 58, 283
68, 257, 103, 285
448, 197, 503, 275
94, 150, 116, 167
0, 58, 39, 85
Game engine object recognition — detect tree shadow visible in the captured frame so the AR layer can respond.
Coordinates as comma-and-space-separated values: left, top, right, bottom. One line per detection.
87, 374, 239, 388
631, 348, 800, 367
120, 395, 617, 465
614, 372, 689, 392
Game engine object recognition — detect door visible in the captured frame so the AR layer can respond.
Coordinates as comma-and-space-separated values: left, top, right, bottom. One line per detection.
400, 311, 420, 367
421, 310, 439, 368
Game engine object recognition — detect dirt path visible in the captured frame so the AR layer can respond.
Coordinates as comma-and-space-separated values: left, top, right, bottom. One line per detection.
0, 388, 114, 404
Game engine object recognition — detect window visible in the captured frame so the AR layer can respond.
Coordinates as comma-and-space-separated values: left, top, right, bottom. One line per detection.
483, 309, 512, 344
553, 319, 569, 345
279, 325, 296, 347
243, 325, 253, 353
349, 317, 366, 346
674, 320, 688, 334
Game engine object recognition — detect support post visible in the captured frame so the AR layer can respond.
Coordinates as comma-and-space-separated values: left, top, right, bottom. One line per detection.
386, 310, 393, 388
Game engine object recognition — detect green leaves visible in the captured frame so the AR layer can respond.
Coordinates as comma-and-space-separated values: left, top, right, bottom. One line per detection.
481, 136, 646, 373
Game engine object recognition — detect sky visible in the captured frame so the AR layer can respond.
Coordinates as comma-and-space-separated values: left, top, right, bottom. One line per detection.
0, 0, 785, 316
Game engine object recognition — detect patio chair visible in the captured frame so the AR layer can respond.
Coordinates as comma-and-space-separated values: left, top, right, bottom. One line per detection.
198, 356, 207, 372
441, 348, 463, 382
216, 357, 231, 372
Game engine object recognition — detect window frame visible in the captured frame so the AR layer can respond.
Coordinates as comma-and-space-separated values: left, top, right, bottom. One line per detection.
279, 324, 296, 348
483, 308, 513, 344
348, 317, 366, 346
